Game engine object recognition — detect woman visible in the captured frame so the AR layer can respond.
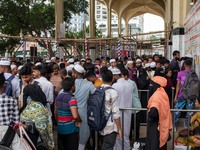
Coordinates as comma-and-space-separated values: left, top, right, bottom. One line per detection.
146, 76, 172, 150
20, 84, 54, 149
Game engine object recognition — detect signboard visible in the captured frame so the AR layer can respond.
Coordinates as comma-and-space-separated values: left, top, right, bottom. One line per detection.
184, 0, 200, 77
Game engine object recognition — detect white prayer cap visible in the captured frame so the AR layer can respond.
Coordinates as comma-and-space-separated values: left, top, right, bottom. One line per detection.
150, 62, 156, 68
74, 62, 80, 65
11, 64, 17, 70
35, 62, 42, 66
81, 58, 86, 62
73, 64, 84, 74
185, 54, 193, 58
18, 65, 23, 71
136, 59, 142, 63
127, 61, 133, 64
67, 58, 74, 63
0, 60, 10, 66
109, 59, 116, 63
111, 68, 121, 75
51, 57, 56, 61
145, 63, 150, 68
46, 60, 51, 63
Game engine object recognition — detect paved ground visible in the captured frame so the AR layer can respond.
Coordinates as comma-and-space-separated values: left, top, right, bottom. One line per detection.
53, 118, 188, 150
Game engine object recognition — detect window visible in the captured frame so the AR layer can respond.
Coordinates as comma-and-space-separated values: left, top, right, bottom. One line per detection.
102, 16, 107, 19
97, 15, 101, 18
97, 6, 100, 9
97, 11, 100, 14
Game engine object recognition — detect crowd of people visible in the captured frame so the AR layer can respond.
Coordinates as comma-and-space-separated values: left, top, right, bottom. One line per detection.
0, 50, 200, 150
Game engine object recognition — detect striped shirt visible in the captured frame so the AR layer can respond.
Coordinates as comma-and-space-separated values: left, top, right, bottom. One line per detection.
55, 92, 79, 134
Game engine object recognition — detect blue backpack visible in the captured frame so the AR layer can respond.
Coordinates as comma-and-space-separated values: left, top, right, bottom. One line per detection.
87, 86, 113, 131
5, 75, 15, 96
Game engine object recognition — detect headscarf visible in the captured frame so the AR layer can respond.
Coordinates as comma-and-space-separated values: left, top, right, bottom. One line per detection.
149, 79, 160, 98
20, 84, 47, 114
147, 76, 172, 147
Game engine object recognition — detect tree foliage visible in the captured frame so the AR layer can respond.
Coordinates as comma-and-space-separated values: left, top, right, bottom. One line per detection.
0, 0, 88, 56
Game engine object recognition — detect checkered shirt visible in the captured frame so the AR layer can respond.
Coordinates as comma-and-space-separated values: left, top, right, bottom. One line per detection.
0, 93, 19, 125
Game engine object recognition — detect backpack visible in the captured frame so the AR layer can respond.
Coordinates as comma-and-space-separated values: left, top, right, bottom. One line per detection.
5, 75, 15, 96
87, 86, 113, 131
182, 71, 200, 100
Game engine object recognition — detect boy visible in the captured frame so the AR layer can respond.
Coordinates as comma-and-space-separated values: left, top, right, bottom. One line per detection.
55, 77, 82, 150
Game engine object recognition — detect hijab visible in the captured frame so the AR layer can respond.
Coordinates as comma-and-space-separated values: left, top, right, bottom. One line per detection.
149, 79, 160, 98
147, 76, 172, 147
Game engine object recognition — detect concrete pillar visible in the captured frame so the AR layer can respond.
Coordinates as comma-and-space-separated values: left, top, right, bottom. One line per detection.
89, 0, 95, 38
55, 0, 64, 40
107, 6, 111, 37
89, 0, 95, 61
118, 15, 122, 36
125, 21, 129, 36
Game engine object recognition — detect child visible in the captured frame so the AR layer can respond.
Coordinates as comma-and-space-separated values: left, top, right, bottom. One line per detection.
54, 77, 82, 150
193, 126, 200, 150
164, 69, 175, 108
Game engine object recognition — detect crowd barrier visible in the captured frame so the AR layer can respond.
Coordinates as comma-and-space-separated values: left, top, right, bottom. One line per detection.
93, 89, 198, 150
120, 108, 200, 150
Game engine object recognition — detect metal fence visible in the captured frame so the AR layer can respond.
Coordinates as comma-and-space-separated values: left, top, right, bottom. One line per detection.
120, 108, 200, 150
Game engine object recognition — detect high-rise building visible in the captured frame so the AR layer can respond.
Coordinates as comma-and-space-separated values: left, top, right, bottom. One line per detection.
69, 0, 144, 37
69, 13, 88, 32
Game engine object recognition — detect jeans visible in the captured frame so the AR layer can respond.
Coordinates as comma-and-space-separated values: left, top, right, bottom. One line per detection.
101, 132, 117, 150
174, 97, 195, 126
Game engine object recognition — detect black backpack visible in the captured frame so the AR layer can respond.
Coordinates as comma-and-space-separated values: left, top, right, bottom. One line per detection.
182, 71, 200, 100
87, 86, 113, 131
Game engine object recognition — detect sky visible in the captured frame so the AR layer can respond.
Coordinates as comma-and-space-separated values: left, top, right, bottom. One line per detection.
143, 13, 164, 33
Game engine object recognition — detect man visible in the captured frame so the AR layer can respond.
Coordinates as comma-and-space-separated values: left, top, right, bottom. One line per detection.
72, 64, 96, 150
32, 65, 54, 117
170, 50, 180, 86
0, 73, 19, 125
66, 58, 75, 73
0, 60, 20, 98
126, 61, 137, 84
108, 59, 117, 70
174, 59, 195, 127
111, 68, 133, 150
121, 68, 141, 141
19, 65, 41, 111
100, 67, 122, 150
101, 59, 108, 68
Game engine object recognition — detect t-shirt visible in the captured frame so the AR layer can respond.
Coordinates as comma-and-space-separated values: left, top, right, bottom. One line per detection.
55, 92, 79, 134
177, 69, 192, 98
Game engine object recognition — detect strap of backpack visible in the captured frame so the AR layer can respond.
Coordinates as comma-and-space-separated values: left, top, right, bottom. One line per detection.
103, 86, 115, 122
0, 126, 16, 147
7, 75, 15, 82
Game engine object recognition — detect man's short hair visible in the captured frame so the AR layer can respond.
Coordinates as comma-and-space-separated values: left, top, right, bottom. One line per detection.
20, 66, 32, 76
184, 59, 192, 67
173, 50, 180, 56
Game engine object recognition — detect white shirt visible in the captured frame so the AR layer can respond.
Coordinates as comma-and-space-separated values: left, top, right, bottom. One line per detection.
99, 84, 120, 136
4, 73, 20, 98
34, 77, 54, 104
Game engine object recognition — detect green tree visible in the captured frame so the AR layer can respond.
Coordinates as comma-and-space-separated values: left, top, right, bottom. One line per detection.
0, 0, 88, 57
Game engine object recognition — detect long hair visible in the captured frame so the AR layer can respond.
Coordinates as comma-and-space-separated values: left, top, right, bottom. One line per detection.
20, 84, 47, 114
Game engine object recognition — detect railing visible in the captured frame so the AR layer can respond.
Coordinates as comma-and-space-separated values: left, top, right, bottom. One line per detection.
120, 108, 200, 150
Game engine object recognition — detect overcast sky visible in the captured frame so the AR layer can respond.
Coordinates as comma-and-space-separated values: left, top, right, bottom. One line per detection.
143, 13, 164, 33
